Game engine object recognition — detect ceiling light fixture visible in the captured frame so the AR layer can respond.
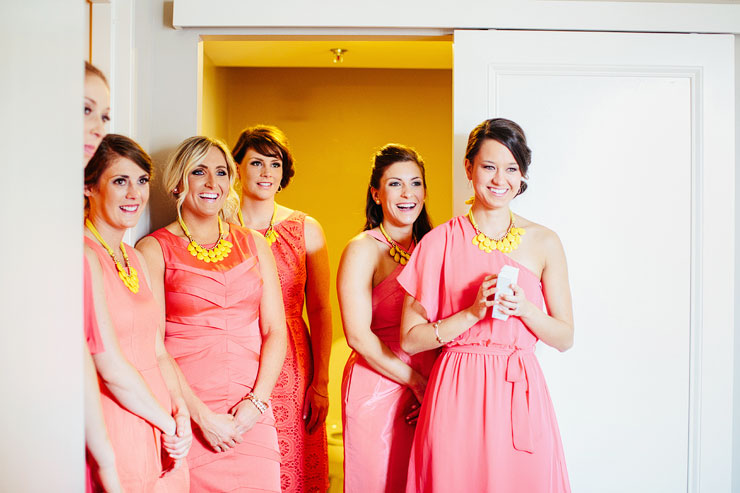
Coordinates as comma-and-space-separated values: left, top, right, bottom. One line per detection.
330, 48, 348, 64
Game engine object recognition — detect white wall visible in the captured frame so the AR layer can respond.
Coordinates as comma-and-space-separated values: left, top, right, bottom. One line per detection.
0, 1, 85, 491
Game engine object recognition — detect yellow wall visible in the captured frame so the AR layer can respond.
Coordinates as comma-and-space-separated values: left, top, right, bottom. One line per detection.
201, 66, 452, 424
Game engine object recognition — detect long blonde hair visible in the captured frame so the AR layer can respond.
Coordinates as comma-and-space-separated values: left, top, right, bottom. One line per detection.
163, 136, 240, 221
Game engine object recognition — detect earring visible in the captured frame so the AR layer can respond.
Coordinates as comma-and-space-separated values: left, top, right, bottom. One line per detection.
173, 187, 180, 195
277, 185, 283, 193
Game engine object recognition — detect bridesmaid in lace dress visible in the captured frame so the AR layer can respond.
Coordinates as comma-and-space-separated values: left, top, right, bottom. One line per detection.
232, 125, 332, 493
337, 144, 437, 492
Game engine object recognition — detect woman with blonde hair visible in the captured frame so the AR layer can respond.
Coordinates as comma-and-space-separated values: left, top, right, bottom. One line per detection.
138, 136, 287, 492
232, 125, 331, 492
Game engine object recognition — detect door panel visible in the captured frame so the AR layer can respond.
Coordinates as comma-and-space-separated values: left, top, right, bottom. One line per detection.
453, 30, 734, 492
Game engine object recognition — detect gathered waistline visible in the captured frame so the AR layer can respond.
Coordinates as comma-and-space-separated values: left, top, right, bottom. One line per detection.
443, 344, 534, 356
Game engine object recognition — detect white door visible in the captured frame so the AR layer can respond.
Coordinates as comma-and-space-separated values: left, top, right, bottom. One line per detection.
453, 30, 734, 492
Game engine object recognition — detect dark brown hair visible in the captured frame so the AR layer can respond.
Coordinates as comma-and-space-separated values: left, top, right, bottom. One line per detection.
465, 118, 531, 196
364, 144, 433, 242
85, 134, 153, 190
84, 61, 108, 88
231, 125, 295, 189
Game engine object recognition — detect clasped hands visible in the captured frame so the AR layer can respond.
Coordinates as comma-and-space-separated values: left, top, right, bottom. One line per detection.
161, 412, 193, 474
200, 400, 263, 453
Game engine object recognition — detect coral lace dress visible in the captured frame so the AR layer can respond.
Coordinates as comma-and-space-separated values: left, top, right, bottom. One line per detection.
263, 211, 329, 493
397, 216, 570, 493
341, 229, 438, 493
84, 237, 190, 492
149, 224, 280, 492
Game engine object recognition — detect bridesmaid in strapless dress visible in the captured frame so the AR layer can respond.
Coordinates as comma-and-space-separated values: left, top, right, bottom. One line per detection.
84, 134, 191, 492
337, 144, 438, 492
232, 125, 331, 493
138, 136, 287, 492
399, 119, 573, 492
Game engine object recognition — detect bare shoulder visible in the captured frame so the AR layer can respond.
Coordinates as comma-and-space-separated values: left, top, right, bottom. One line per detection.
343, 230, 380, 257
516, 214, 565, 256
249, 228, 271, 253
83, 243, 103, 271
275, 203, 295, 222
303, 214, 327, 252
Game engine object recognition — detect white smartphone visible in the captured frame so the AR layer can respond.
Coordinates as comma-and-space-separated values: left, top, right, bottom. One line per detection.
491, 265, 519, 321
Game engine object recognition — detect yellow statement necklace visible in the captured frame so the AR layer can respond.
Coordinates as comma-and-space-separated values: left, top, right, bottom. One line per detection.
467, 209, 525, 254
237, 204, 279, 246
379, 223, 412, 265
85, 218, 139, 293
178, 215, 232, 263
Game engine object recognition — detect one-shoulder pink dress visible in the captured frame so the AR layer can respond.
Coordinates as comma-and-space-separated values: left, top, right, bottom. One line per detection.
341, 229, 438, 493
148, 224, 281, 493
263, 211, 329, 493
397, 216, 570, 493
84, 237, 190, 492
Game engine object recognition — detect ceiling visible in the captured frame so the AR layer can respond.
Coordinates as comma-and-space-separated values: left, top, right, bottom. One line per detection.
202, 38, 453, 70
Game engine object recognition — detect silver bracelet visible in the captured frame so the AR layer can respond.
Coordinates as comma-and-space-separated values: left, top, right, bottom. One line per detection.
243, 392, 268, 414
433, 320, 448, 345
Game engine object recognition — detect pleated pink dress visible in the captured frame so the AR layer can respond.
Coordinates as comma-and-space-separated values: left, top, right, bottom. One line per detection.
397, 216, 570, 493
84, 237, 190, 493
341, 229, 438, 493
148, 224, 281, 493
263, 211, 329, 493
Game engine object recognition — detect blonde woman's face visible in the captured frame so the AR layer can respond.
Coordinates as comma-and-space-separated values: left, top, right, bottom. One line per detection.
181, 147, 230, 219
83, 75, 110, 165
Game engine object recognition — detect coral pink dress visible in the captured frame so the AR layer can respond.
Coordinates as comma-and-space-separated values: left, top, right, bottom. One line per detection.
84, 256, 104, 493
149, 224, 281, 493
341, 230, 438, 493
262, 211, 329, 493
84, 237, 190, 493
397, 216, 570, 493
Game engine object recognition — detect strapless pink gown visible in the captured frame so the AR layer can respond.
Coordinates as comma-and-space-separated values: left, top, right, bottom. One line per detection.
341, 229, 437, 493
148, 225, 280, 493
84, 237, 190, 492
262, 211, 329, 493
397, 216, 570, 493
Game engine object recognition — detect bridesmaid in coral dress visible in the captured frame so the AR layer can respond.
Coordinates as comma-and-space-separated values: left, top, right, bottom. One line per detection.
232, 125, 332, 493
399, 119, 573, 492
84, 134, 192, 492
337, 144, 438, 492
138, 136, 287, 492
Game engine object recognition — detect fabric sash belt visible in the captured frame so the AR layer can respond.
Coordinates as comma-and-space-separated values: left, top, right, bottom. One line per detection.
444, 344, 535, 453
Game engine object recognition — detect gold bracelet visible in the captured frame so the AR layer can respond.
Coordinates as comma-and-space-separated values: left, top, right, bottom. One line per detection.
433, 320, 448, 345
242, 392, 268, 414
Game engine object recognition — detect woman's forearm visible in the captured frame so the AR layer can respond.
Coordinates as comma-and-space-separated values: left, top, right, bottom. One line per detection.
84, 345, 119, 484
347, 331, 422, 389
520, 306, 573, 352
97, 355, 176, 435
306, 304, 332, 390
251, 328, 287, 402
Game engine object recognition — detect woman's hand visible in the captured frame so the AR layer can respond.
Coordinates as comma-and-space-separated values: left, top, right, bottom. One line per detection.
466, 274, 498, 321
162, 411, 193, 469
405, 372, 428, 425
230, 399, 263, 436
496, 283, 533, 318
302, 385, 329, 435
197, 410, 241, 453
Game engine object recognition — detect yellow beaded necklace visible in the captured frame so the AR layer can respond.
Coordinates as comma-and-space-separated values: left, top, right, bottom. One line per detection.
85, 218, 139, 293
467, 208, 525, 254
379, 223, 412, 265
178, 215, 233, 263
237, 204, 279, 246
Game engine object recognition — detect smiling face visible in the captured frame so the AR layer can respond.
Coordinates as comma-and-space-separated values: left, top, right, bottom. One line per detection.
239, 148, 283, 200
465, 139, 523, 209
371, 160, 426, 228
180, 146, 230, 219
83, 75, 110, 165
85, 156, 150, 231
